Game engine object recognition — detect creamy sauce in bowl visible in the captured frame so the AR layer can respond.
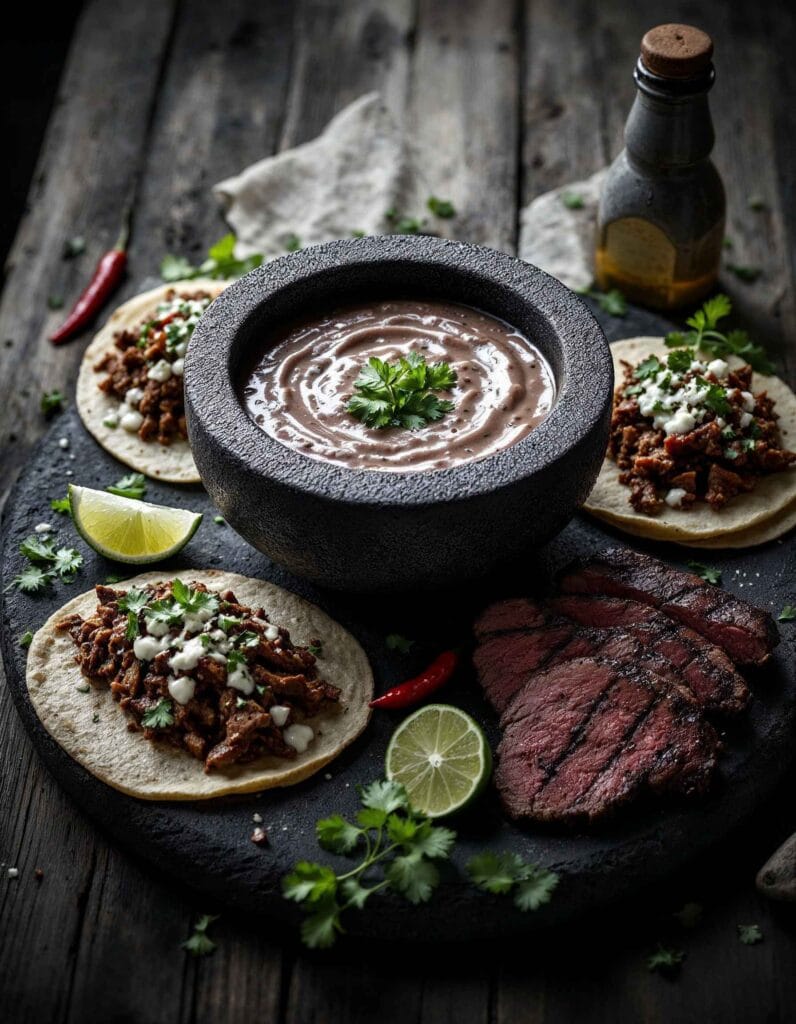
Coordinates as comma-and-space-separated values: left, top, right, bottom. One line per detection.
241, 299, 555, 473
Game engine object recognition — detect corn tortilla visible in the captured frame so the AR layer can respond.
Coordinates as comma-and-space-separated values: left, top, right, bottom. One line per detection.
76, 281, 227, 484
584, 337, 796, 546
26, 570, 373, 800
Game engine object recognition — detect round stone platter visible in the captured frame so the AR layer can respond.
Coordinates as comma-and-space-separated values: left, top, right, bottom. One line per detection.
1, 301, 794, 941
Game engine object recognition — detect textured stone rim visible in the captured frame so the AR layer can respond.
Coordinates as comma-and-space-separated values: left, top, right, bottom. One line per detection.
185, 235, 612, 506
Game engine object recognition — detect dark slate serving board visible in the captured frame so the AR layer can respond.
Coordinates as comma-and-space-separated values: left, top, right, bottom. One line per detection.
2, 301, 794, 941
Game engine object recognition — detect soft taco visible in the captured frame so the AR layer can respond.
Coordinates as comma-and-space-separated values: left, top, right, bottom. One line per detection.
76, 281, 227, 483
26, 570, 373, 800
585, 337, 796, 546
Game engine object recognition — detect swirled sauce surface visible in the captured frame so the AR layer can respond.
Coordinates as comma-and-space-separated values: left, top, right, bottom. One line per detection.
241, 299, 555, 472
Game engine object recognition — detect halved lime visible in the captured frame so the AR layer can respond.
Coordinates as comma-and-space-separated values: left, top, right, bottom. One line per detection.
69, 484, 202, 564
385, 704, 492, 818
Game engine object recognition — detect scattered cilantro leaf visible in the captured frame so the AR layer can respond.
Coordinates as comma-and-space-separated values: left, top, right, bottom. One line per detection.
171, 578, 219, 618
182, 914, 219, 957
284, 233, 302, 252
777, 605, 795, 622
384, 209, 424, 234
19, 630, 34, 648
105, 574, 126, 584
106, 472, 147, 500
347, 353, 457, 431
213, 515, 225, 525
63, 236, 86, 259
467, 851, 559, 911
351, 229, 366, 238
9, 566, 51, 594
125, 611, 140, 641
386, 633, 415, 654
663, 294, 774, 374
161, 233, 263, 282
142, 698, 174, 729
636, 356, 663, 381
20, 535, 57, 563
9, 534, 82, 594
667, 349, 693, 374
41, 390, 65, 419
52, 547, 83, 581
117, 588, 149, 614
726, 263, 762, 283
647, 945, 685, 974
51, 496, 70, 514
47, 295, 64, 311
560, 191, 585, 210
427, 196, 456, 218
687, 561, 722, 585
308, 643, 323, 657
699, 380, 732, 417
673, 902, 703, 929
738, 923, 763, 945
580, 287, 628, 317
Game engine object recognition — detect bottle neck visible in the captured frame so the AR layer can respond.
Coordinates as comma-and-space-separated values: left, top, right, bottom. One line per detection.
625, 58, 715, 170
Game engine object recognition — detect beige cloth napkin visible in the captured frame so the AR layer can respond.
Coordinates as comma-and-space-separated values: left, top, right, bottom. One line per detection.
214, 91, 603, 290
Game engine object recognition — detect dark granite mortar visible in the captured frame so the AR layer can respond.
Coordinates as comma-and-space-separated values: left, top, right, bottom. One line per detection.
184, 236, 613, 591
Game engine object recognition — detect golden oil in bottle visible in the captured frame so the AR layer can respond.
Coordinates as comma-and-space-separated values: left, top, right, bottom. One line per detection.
595, 24, 725, 310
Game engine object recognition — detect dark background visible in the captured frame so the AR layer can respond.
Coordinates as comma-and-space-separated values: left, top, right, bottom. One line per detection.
1, 2, 794, 1022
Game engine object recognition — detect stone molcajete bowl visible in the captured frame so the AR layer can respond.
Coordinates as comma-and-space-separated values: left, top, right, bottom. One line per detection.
184, 236, 613, 591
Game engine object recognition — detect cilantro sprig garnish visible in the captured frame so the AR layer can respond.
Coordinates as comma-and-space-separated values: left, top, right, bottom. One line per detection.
106, 472, 147, 501
171, 578, 219, 618
578, 286, 628, 317
346, 352, 457, 430
466, 851, 559, 911
687, 561, 722, 585
647, 944, 686, 974
283, 780, 558, 949
778, 604, 796, 622
182, 914, 219, 957
141, 698, 174, 729
6, 534, 83, 594
737, 923, 763, 945
161, 233, 263, 282
41, 390, 65, 419
664, 294, 774, 374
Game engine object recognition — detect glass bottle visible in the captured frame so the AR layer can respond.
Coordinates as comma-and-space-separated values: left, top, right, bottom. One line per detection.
595, 24, 725, 310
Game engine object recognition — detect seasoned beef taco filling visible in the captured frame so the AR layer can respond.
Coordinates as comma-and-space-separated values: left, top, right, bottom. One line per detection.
611, 355, 796, 515
94, 290, 213, 446
55, 579, 340, 771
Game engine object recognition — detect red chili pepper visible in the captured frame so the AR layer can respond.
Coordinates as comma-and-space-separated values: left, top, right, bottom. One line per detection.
49, 212, 130, 345
369, 649, 459, 710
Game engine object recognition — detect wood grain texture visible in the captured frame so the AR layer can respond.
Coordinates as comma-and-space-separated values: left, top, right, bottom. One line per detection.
1, 0, 795, 1021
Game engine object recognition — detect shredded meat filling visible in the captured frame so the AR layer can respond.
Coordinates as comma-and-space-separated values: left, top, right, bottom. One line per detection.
56, 581, 341, 771
609, 360, 796, 514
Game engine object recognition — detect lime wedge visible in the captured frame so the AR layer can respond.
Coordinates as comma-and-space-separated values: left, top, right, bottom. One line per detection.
385, 704, 492, 818
69, 484, 202, 564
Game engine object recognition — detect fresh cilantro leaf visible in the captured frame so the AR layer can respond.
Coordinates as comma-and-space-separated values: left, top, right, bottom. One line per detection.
161, 234, 263, 282
125, 611, 139, 641
41, 390, 65, 418
687, 561, 722, 585
513, 866, 559, 911
385, 852, 439, 904
359, 779, 409, 814
427, 196, 456, 218
624, 383, 644, 397
10, 566, 51, 594
339, 877, 371, 909
182, 914, 219, 957
355, 806, 388, 830
560, 191, 585, 210
647, 945, 685, 974
141, 698, 174, 729
740, 438, 757, 453
20, 535, 56, 563
721, 426, 736, 440
19, 630, 34, 648
316, 814, 362, 854
308, 643, 323, 657
283, 233, 302, 252
300, 895, 342, 949
52, 547, 83, 581
226, 648, 247, 671
385, 633, 414, 654
738, 923, 763, 945
106, 472, 147, 500
347, 353, 457, 431
664, 331, 688, 348
160, 253, 195, 281
673, 902, 703, 929
667, 349, 693, 374
777, 604, 796, 622
47, 295, 64, 310
118, 588, 149, 614
282, 861, 338, 903
635, 356, 663, 380
63, 236, 86, 259
698, 294, 732, 329
586, 288, 628, 317
351, 229, 366, 238
384, 209, 423, 234
726, 263, 761, 283
235, 696, 248, 709
217, 615, 241, 631
700, 381, 731, 417
50, 496, 70, 514
467, 851, 526, 895
171, 579, 218, 617
409, 820, 456, 860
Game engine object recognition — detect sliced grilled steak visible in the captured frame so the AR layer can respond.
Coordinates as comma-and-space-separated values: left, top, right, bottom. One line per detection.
474, 596, 749, 714
496, 657, 719, 824
559, 548, 778, 665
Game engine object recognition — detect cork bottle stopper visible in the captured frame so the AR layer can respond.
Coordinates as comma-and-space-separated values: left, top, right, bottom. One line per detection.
640, 24, 713, 79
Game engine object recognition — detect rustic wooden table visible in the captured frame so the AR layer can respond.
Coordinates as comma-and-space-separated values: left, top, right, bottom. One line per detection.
2, 1, 795, 1021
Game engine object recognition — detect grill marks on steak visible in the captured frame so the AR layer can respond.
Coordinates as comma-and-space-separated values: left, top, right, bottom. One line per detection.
474, 595, 749, 715
496, 657, 718, 824
558, 548, 778, 666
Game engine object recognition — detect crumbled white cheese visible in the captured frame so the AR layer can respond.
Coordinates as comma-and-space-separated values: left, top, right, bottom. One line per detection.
103, 413, 119, 429
144, 616, 172, 638
58, 437, 70, 449
284, 724, 314, 753
227, 660, 254, 695
665, 487, 688, 508
168, 675, 196, 705
125, 387, 144, 406
34, 522, 53, 533
264, 624, 279, 642
171, 359, 184, 377
121, 410, 144, 432
183, 606, 216, 633
7, 867, 18, 879
253, 812, 263, 823
740, 411, 754, 429
663, 408, 696, 435
133, 634, 170, 661
740, 391, 755, 413
168, 635, 208, 673
706, 358, 729, 378
270, 705, 290, 727
147, 359, 173, 383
